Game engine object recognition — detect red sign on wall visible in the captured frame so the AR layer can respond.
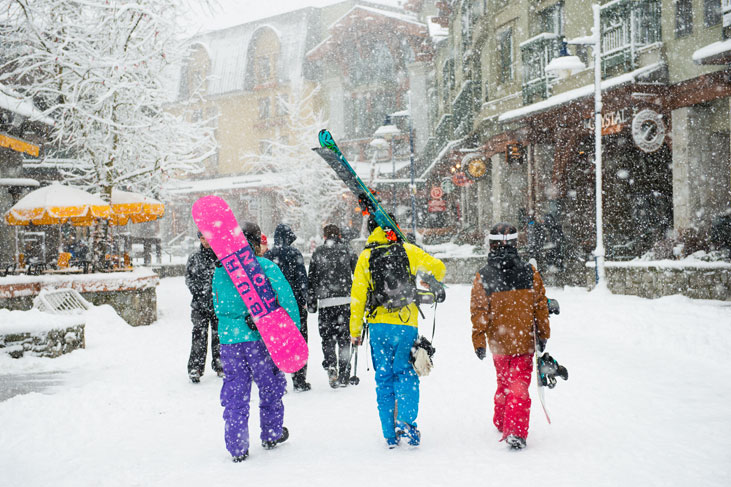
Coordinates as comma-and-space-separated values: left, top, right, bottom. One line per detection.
452, 172, 471, 187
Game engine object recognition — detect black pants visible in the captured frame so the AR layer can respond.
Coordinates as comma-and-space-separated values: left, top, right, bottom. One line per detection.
188, 308, 222, 375
318, 304, 352, 379
292, 307, 309, 387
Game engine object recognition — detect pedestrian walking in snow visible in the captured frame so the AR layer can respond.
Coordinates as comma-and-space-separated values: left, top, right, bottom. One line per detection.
470, 222, 551, 450
212, 222, 299, 462
307, 224, 358, 388
264, 224, 311, 392
185, 231, 223, 383
350, 215, 446, 448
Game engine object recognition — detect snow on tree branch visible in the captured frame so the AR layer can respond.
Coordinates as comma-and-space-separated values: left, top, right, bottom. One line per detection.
0, 0, 217, 200
244, 85, 350, 240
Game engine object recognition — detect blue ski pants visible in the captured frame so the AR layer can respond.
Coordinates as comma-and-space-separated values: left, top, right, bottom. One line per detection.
369, 322, 419, 439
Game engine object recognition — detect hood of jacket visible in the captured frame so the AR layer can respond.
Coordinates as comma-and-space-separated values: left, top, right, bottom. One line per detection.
273, 224, 297, 247
365, 227, 391, 246
487, 245, 522, 270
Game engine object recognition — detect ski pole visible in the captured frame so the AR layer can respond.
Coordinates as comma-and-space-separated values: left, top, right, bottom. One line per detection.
349, 345, 360, 385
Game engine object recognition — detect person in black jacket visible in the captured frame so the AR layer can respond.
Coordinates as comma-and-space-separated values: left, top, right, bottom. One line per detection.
185, 231, 223, 383
264, 224, 311, 392
307, 224, 358, 388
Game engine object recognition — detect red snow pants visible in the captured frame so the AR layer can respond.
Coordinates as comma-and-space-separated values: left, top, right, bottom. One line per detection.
492, 354, 533, 440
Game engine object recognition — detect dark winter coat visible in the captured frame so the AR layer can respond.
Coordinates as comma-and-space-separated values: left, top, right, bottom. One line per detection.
264, 224, 308, 309
307, 237, 358, 309
470, 246, 550, 356
185, 245, 217, 313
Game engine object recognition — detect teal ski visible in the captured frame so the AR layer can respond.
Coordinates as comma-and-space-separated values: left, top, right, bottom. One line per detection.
313, 129, 407, 242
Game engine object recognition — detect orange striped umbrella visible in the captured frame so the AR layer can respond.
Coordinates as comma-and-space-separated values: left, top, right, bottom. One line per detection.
4, 183, 111, 226
109, 188, 165, 226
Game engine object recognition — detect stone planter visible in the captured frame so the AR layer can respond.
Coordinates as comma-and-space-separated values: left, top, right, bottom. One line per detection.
0, 268, 159, 326
0, 309, 85, 358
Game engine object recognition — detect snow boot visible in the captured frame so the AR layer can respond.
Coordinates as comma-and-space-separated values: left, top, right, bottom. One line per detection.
506, 435, 526, 450
395, 421, 421, 446
293, 382, 311, 392
386, 437, 400, 449
232, 451, 249, 463
328, 367, 338, 389
188, 370, 201, 384
262, 427, 289, 450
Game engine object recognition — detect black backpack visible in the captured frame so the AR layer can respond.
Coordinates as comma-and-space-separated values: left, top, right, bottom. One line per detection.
366, 242, 417, 314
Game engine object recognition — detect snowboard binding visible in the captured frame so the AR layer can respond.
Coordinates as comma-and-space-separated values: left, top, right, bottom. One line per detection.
537, 353, 569, 389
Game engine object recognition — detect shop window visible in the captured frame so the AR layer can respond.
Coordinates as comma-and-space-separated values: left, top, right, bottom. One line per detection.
704, 0, 722, 26
497, 27, 513, 84
675, 0, 694, 38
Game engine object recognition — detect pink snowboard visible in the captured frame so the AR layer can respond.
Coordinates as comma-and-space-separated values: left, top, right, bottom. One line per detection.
192, 195, 307, 373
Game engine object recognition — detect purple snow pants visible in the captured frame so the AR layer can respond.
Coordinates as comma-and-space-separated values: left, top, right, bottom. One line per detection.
219, 340, 287, 457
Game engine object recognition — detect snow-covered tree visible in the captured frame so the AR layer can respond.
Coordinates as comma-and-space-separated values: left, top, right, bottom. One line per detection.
0, 0, 216, 201
247, 85, 351, 240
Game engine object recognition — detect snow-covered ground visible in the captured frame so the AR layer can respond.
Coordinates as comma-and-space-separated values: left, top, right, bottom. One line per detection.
1, 277, 730, 486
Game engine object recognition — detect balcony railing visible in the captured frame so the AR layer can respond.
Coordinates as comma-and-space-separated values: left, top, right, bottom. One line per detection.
520, 32, 562, 105
600, 0, 661, 75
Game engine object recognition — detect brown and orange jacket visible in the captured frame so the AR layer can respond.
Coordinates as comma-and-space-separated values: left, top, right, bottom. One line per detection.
470, 247, 550, 356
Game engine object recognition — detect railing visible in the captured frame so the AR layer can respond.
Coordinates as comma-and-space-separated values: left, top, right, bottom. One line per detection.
451, 81, 474, 137
520, 33, 561, 104
600, 0, 661, 75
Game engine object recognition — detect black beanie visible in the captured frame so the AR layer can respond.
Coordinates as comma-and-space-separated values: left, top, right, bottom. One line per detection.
242, 222, 262, 247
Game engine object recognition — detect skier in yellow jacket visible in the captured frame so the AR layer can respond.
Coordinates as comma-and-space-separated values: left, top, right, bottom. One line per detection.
350, 218, 446, 448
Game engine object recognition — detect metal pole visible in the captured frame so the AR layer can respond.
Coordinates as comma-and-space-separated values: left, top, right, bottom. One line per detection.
592, 3, 605, 284
408, 93, 417, 239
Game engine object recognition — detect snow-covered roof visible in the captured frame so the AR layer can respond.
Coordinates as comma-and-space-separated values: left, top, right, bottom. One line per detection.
181, 9, 315, 98
329, 5, 422, 30
692, 39, 731, 65
165, 173, 278, 195
0, 83, 54, 125
499, 62, 666, 123
0, 178, 40, 187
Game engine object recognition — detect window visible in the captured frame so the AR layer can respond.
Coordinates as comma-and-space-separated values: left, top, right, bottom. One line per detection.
484, 81, 489, 102
533, 2, 564, 36
675, 0, 694, 37
258, 97, 270, 120
497, 27, 513, 84
704, 0, 722, 26
257, 56, 271, 83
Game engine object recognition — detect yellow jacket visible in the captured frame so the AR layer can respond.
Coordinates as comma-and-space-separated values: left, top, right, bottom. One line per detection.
349, 227, 446, 338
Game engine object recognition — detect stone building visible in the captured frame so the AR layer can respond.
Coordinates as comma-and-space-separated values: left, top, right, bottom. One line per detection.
421, 0, 730, 284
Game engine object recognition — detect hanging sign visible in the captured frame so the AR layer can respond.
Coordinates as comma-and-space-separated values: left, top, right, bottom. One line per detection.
506, 144, 524, 164
441, 177, 455, 194
452, 172, 471, 187
632, 109, 666, 153
462, 153, 489, 180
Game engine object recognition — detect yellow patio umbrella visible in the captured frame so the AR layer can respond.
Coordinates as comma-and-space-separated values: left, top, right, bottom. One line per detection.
4, 183, 111, 226
109, 188, 165, 226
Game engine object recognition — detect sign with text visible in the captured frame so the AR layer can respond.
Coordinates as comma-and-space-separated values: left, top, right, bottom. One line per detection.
506, 144, 524, 164
582, 108, 630, 136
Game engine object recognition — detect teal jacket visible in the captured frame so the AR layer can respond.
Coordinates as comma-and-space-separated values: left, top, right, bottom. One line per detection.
212, 256, 301, 345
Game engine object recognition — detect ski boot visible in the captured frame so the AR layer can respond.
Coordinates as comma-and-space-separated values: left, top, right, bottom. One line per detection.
506, 435, 526, 450
262, 427, 289, 450
395, 421, 421, 446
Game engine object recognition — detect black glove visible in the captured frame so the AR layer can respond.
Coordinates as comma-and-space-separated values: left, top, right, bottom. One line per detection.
475, 347, 486, 360
307, 304, 317, 314
537, 339, 547, 353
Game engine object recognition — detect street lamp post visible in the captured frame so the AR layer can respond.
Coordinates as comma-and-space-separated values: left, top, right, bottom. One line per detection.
546, 3, 605, 285
374, 115, 401, 217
